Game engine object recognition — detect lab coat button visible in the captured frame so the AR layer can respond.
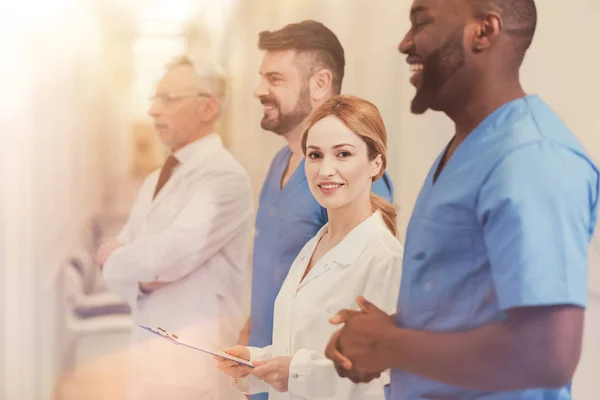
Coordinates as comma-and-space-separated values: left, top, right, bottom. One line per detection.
293, 374, 299, 379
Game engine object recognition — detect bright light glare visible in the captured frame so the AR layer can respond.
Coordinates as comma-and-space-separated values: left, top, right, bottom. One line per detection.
139, 0, 193, 22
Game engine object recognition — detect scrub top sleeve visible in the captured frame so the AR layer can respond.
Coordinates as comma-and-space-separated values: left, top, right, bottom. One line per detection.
475, 143, 599, 310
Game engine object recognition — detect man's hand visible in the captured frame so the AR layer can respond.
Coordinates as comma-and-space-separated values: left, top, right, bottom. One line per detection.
96, 239, 122, 268
214, 345, 253, 379
251, 356, 292, 393
325, 296, 396, 383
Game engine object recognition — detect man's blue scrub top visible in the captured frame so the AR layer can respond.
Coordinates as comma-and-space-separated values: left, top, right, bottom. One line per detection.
390, 95, 599, 400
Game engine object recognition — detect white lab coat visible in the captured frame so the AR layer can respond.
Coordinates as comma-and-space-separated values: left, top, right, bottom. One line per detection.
236, 211, 403, 400
103, 133, 253, 400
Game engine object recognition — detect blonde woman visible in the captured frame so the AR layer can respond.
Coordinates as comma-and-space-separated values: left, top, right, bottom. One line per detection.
216, 95, 403, 399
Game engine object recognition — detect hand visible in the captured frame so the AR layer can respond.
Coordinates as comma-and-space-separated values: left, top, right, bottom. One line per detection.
325, 296, 395, 383
139, 281, 168, 293
96, 239, 122, 268
326, 327, 382, 384
214, 345, 253, 379
251, 356, 292, 393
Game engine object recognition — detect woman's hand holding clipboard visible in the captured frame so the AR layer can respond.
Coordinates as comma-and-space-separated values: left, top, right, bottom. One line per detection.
214, 344, 254, 379
139, 325, 254, 368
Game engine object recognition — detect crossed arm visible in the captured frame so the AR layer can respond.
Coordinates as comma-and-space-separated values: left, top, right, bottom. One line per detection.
101, 170, 252, 304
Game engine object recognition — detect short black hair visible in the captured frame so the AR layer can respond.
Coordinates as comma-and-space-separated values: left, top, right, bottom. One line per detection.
471, 0, 537, 63
258, 20, 345, 95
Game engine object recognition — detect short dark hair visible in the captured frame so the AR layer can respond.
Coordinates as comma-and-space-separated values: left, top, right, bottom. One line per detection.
471, 0, 537, 63
258, 20, 345, 95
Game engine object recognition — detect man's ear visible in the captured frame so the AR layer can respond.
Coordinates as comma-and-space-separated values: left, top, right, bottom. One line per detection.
199, 97, 220, 122
310, 68, 334, 102
471, 12, 503, 53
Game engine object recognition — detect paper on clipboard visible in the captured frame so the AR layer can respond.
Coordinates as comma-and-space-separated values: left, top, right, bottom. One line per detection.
139, 325, 254, 368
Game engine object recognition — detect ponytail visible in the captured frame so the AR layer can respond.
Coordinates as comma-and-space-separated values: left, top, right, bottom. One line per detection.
370, 192, 397, 236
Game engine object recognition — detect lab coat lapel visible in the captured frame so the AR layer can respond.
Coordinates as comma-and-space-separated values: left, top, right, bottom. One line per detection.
147, 135, 220, 215
296, 212, 385, 291
147, 164, 187, 214
296, 232, 340, 292
292, 229, 325, 291
296, 254, 335, 291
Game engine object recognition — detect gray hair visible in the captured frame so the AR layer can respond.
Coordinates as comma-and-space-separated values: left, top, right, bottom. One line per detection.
166, 55, 229, 117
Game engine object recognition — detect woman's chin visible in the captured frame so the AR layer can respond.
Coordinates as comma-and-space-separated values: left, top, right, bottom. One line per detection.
316, 196, 348, 211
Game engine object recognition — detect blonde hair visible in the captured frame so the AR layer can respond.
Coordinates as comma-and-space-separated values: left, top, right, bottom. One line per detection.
301, 95, 397, 236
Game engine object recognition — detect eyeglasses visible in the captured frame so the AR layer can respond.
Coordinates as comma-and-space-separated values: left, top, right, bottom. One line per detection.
149, 92, 212, 106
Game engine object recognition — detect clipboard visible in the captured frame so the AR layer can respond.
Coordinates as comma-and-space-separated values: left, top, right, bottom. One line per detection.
139, 325, 254, 368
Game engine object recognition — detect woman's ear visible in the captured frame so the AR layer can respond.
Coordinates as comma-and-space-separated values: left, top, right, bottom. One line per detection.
370, 154, 383, 179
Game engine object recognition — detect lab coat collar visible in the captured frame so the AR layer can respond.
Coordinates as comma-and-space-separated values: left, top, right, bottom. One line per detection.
306, 210, 387, 267
151, 133, 222, 207
173, 133, 221, 171
295, 211, 388, 291
326, 210, 388, 266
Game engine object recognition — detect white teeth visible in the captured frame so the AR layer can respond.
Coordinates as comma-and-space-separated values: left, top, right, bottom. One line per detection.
410, 64, 424, 73
320, 184, 342, 189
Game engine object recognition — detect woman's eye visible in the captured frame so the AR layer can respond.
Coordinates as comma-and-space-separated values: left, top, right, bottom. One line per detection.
307, 152, 321, 160
338, 151, 351, 158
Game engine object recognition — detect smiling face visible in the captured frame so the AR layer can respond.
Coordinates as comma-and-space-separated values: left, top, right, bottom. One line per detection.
253, 49, 313, 136
304, 115, 382, 211
398, 0, 475, 114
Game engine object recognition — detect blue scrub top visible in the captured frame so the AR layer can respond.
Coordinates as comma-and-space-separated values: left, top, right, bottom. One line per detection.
248, 146, 394, 400
390, 95, 599, 399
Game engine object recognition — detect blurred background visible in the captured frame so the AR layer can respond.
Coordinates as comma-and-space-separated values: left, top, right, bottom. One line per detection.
0, 0, 598, 398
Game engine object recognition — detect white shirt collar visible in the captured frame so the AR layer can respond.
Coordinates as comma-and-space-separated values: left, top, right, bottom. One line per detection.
173, 133, 220, 165
314, 211, 389, 266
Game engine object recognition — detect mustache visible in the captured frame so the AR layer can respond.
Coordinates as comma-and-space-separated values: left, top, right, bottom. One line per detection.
260, 96, 278, 107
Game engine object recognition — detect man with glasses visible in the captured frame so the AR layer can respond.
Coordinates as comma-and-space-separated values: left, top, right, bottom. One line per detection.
99, 56, 253, 400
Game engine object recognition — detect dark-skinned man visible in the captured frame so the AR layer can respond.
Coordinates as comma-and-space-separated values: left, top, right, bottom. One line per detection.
325, 1, 599, 399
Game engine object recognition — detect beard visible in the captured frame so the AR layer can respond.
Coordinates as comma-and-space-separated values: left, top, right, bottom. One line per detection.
411, 28, 466, 115
260, 83, 312, 135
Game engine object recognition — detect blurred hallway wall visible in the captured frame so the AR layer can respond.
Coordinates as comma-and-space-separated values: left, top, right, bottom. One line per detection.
0, 1, 136, 398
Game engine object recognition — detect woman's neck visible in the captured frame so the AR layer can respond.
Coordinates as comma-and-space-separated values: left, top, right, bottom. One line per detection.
325, 192, 373, 242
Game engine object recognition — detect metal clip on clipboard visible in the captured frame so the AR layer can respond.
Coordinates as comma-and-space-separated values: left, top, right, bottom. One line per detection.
139, 325, 255, 368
